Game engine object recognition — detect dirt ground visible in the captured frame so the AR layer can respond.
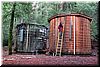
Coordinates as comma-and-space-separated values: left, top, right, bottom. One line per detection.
2, 46, 99, 66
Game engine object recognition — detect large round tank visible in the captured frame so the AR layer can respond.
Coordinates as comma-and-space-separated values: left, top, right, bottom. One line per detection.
14, 23, 48, 53
48, 13, 92, 54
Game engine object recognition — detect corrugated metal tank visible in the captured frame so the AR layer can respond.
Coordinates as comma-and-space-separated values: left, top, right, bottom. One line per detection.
48, 13, 92, 54
14, 23, 48, 53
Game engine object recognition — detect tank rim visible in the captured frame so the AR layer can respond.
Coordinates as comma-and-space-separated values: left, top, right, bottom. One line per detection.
48, 13, 92, 22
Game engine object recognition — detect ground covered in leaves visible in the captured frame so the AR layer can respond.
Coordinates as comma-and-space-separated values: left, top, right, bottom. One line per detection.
2, 46, 99, 66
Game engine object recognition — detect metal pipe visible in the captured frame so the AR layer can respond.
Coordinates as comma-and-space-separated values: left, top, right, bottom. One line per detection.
74, 16, 76, 55
69, 16, 72, 40
26, 25, 29, 51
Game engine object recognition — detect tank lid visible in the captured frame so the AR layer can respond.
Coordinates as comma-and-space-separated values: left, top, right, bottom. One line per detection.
48, 13, 92, 22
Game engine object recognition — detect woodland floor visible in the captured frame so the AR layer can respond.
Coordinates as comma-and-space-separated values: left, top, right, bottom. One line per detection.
2, 46, 99, 66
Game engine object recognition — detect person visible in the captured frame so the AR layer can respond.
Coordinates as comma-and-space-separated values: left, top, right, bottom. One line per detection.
58, 22, 63, 38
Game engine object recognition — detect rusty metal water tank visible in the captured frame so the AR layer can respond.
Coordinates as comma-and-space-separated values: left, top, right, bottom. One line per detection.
48, 13, 92, 54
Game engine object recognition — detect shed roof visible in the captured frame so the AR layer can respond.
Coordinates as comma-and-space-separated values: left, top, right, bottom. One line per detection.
16, 23, 48, 29
48, 13, 92, 22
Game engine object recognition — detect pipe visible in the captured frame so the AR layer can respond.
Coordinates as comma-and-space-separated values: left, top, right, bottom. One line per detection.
20, 28, 24, 42
26, 25, 29, 51
74, 16, 76, 55
69, 16, 72, 40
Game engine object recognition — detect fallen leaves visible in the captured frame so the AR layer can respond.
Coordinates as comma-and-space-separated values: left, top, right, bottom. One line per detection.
3, 54, 98, 65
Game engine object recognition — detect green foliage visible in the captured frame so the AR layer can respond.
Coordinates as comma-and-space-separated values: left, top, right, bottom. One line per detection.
2, 2, 98, 46
2, 2, 12, 46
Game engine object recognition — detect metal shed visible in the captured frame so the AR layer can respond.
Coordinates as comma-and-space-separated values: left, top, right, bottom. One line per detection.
14, 23, 48, 53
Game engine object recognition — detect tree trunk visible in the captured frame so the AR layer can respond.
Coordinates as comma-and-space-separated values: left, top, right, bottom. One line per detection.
60, 2, 64, 11
8, 2, 16, 55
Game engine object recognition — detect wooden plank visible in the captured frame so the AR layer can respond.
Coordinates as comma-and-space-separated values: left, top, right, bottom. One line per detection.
87, 19, 91, 53
49, 20, 53, 52
54, 18, 56, 52
82, 18, 84, 53
51, 19, 54, 52
61, 17, 65, 52
54, 17, 61, 53
65, 16, 70, 52
55, 18, 58, 52
75, 16, 80, 53
79, 18, 82, 53
52, 19, 54, 51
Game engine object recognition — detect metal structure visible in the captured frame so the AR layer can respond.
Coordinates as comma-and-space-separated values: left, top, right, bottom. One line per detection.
14, 23, 48, 53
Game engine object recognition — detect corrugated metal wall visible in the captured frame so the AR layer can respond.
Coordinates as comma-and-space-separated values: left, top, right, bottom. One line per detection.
15, 23, 48, 52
